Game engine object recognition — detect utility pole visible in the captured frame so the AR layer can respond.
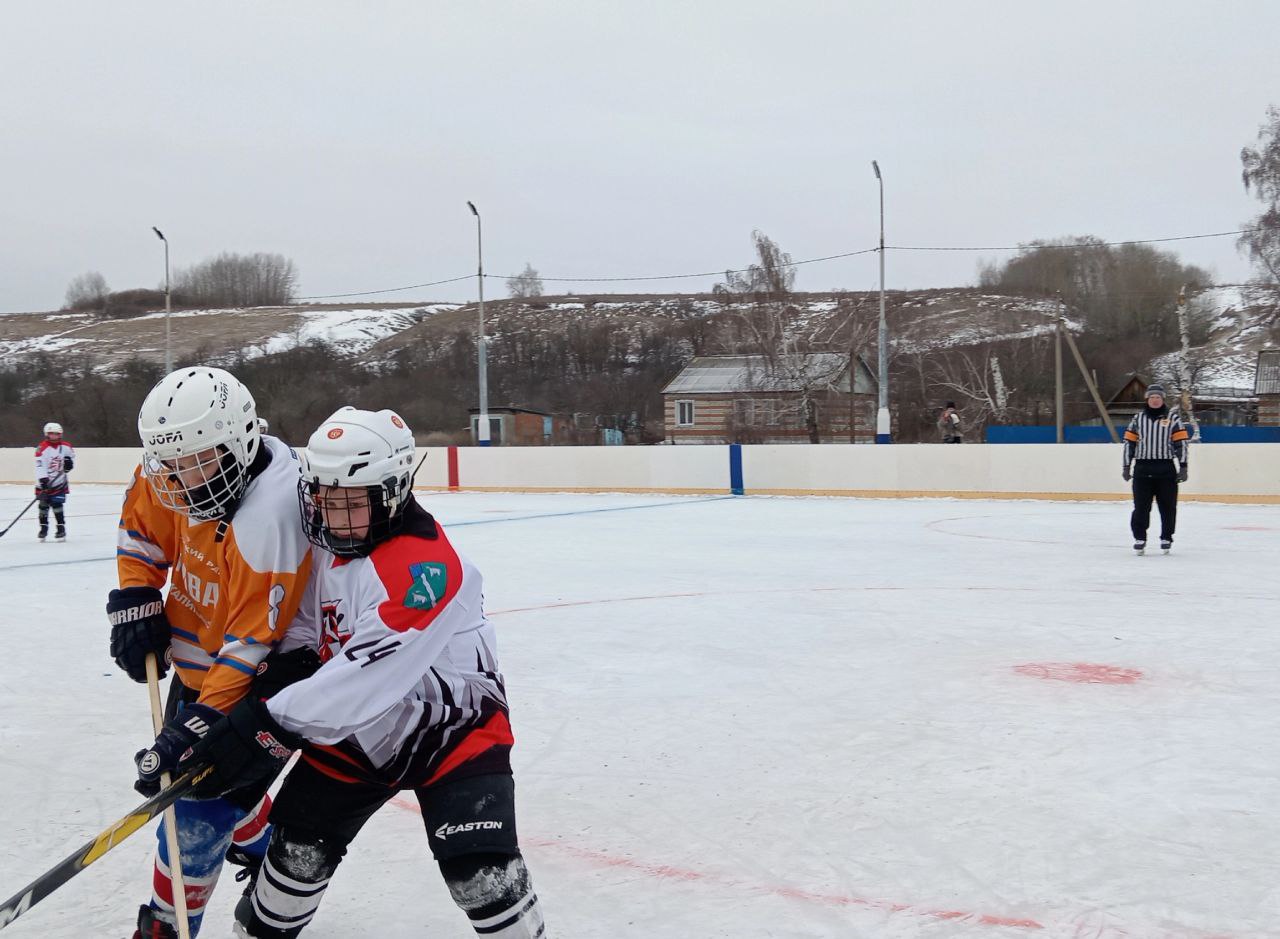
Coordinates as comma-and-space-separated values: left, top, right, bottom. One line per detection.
871, 160, 890, 443
152, 227, 171, 373
466, 201, 490, 446
1176, 284, 1201, 440
1055, 317, 1064, 443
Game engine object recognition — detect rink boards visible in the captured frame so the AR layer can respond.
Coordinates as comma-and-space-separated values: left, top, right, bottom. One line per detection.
2, 442, 1278, 503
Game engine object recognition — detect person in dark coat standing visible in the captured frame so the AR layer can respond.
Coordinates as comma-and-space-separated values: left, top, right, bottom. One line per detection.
1121, 383, 1189, 554
937, 402, 962, 443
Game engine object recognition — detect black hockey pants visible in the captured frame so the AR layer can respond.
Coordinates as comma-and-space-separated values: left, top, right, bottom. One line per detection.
1130, 461, 1178, 542
234, 761, 545, 938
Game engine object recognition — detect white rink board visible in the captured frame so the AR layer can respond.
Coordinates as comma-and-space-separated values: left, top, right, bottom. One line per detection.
2, 442, 1278, 501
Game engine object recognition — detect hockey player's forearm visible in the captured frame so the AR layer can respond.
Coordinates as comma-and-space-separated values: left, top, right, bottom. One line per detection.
269, 601, 473, 744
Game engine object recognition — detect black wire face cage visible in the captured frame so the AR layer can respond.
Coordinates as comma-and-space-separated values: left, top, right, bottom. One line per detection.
143, 445, 249, 521
297, 475, 410, 558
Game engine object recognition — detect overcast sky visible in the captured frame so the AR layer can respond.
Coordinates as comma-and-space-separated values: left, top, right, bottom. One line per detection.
1, 1, 1276, 314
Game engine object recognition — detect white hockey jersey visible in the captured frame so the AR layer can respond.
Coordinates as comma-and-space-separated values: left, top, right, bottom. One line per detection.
268, 502, 512, 787
34, 440, 76, 491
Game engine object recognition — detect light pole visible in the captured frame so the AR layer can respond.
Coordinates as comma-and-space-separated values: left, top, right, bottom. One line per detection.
466, 201, 491, 446
871, 161, 890, 443
152, 227, 172, 373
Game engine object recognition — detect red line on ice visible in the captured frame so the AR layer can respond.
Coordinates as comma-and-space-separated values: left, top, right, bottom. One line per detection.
387, 795, 1043, 931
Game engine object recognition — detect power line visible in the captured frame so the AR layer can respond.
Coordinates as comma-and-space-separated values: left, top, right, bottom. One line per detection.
519, 247, 882, 283
889, 228, 1260, 252
292, 227, 1264, 300
295, 274, 474, 301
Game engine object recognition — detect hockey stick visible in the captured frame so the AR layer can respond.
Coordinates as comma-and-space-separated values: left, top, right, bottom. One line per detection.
0, 763, 213, 930
147, 654, 194, 939
0, 497, 38, 539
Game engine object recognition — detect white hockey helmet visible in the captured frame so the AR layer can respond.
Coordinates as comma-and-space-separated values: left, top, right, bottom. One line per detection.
137, 366, 262, 520
43, 422, 63, 436
297, 407, 416, 556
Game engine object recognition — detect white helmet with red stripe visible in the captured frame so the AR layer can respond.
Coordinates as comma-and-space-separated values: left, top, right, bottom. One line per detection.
297, 407, 416, 556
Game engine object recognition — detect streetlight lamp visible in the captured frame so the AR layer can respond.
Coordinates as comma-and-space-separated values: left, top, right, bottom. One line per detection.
466, 201, 491, 446
152, 227, 172, 373
871, 161, 890, 443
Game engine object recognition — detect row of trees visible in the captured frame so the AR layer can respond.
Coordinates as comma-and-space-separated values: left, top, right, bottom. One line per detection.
63, 252, 297, 316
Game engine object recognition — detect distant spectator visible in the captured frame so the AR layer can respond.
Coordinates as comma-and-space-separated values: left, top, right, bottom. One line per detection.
937, 402, 962, 444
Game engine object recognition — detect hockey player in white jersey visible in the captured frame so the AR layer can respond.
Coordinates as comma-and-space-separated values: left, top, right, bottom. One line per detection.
34, 421, 75, 540
183, 406, 547, 938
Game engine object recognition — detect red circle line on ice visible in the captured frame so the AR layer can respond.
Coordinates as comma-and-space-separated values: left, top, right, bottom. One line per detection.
1013, 662, 1143, 684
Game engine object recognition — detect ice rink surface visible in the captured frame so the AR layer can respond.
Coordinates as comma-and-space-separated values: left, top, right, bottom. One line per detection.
0, 484, 1277, 938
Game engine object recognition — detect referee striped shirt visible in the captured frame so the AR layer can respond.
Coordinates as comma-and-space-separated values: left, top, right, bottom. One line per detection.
1122, 408, 1189, 467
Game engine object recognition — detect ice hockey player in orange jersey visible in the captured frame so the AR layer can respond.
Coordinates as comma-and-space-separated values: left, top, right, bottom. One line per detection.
106, 367, 314, 938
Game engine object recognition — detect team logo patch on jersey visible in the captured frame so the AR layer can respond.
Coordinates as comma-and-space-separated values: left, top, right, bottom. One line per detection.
404, 561, 448, 610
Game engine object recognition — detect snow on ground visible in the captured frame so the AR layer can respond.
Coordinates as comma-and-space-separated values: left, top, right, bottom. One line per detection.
0, 486, 1278, 938
246, 306, 456, 357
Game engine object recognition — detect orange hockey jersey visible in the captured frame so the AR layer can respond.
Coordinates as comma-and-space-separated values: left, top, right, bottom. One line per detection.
116, 436, 314, 712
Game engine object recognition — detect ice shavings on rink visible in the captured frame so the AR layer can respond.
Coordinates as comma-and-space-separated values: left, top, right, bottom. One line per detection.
0, 485, 1277, 937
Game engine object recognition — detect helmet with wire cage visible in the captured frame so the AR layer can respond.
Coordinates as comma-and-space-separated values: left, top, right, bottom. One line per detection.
136, 367, 262, 520
43, 421, 63, 437
297, 407, 416, 557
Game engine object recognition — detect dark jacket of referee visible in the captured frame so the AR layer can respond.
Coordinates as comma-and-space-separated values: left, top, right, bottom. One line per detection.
1121, 382, 1189, 546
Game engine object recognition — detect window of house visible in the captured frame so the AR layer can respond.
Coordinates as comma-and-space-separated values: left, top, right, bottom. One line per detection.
676, 400, 695, 426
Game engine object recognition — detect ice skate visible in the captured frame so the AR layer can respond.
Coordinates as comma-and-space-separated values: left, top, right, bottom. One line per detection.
1160, 538, 1172, 555
1133, 540, 1145, 556
132, 904, 178, 939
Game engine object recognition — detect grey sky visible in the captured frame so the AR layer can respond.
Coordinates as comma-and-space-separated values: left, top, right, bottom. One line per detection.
1, 1, 1276, 314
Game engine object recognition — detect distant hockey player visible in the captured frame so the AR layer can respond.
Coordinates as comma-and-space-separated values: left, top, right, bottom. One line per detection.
34, 421, 75, 541
1121, 382, 1189, 554
183, 407, 547, 938
937, 402, 962, 443
107, 367, 314, 938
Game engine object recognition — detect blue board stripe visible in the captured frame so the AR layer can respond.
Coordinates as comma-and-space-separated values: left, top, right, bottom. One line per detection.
729, 444, 744, 496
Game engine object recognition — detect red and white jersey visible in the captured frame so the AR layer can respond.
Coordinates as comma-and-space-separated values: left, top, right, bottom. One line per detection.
35, 440, 76, 489
268, 502, 512, 787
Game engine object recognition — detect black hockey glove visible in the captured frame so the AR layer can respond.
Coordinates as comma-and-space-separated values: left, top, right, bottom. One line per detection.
250, 645, 323, 700
1178, 464, 1189, 483
107, 586, 171, 683
134, 703, 222, 797
62, 456, 73, 472
184, 696, 301, 801
1121, 465, 1131, 482
37, 476, 49, 490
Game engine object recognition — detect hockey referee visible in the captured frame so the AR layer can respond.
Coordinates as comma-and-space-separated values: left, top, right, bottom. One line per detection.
1121, 382, 1190, 554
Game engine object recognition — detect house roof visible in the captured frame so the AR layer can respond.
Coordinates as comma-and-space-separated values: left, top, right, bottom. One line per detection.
1256, 350, 1280, 395
661, 354, 867, 395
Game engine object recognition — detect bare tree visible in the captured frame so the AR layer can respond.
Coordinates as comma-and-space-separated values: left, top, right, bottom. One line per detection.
174, 252, 297, 307
506, 263, 544, 299
1241, 105, 1280, 284
714, 230, 796, 300
64, 271, 109, 310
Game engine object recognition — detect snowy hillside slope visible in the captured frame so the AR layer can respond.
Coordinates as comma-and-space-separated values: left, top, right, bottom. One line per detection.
1147, 284, 1280, 392
0, 302, 455, 367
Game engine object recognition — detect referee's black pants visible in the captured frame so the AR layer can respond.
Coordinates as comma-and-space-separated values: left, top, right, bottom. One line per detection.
1130, 460, 1178, 542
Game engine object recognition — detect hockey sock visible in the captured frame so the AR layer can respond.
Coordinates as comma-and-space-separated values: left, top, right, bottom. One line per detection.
442, 852, 546, 938
151, 796, 241, 934
237, 829, 345, 938
230, 794, 273, 860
